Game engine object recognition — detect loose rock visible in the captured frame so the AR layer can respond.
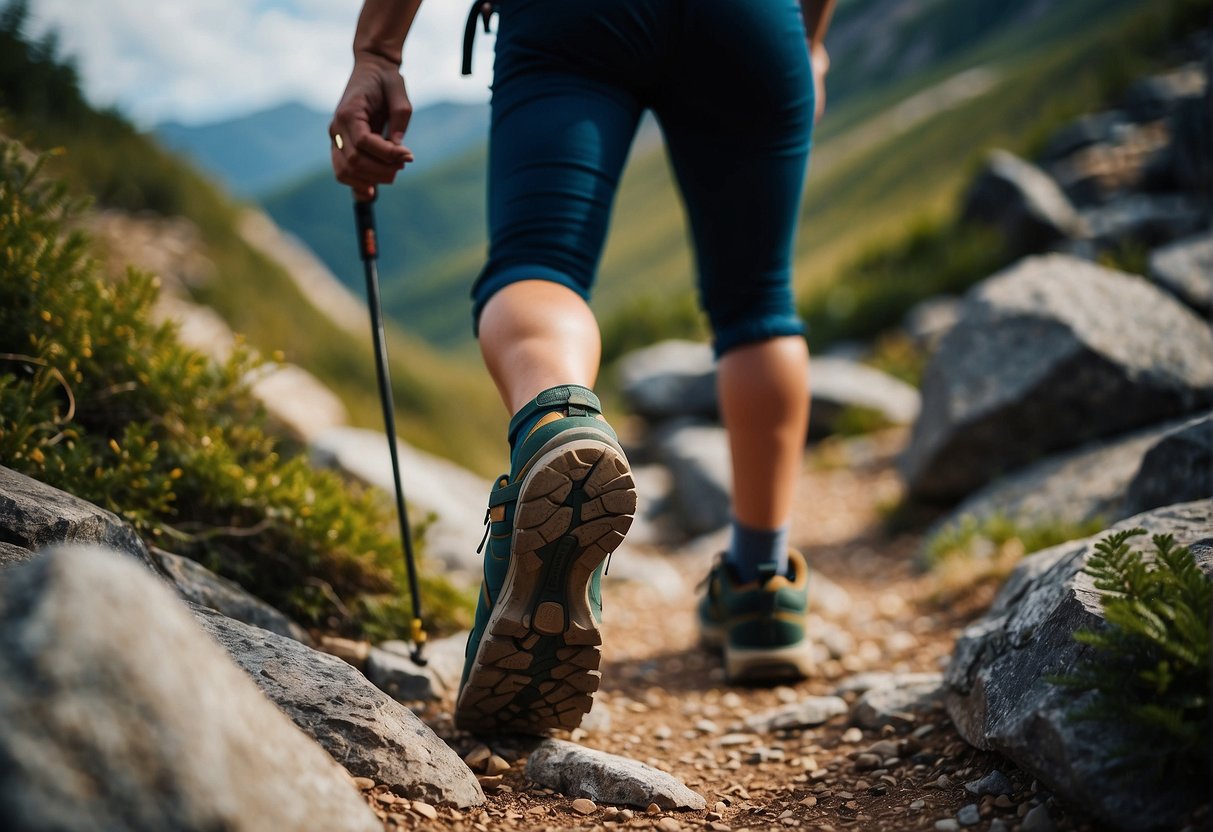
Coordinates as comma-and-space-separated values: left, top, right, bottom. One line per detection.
525, 739, 707, 810
1123, 414, 1213, 516
965, 770, 1014, 797
957, 804, 981, 826
744, 696, 849, 732
850, 674, 944, 729
1148, 230, 1213, 315
571, 798, 597, 816
961, 149, 1087, 256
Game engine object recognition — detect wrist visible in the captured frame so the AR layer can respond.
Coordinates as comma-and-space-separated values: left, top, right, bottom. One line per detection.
810, 41, 829, 73
353, 43, 403, 67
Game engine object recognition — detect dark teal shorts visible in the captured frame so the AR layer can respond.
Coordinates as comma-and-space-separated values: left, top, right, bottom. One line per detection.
471, 0, 815, 356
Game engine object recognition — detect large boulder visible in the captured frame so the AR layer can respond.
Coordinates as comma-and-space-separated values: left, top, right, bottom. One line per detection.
1148, 230, 1213, 316
961, 150, 1087, 256
0, 466, 155, 572
1079, 192, 1207, 251
1123, 414, 1213, 517
902, 255, 1213, 502
310, 427, 492, 576
152, 548, 311, 644
617, 340, 717, 424
0, 545, 380, 832
927, 419, 1196, 548
945, 501, 1213, 832
809, 356, 920, 438
190, 604, 484, 807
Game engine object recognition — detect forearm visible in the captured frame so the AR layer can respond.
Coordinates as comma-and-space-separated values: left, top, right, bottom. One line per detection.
353, 0, 424, 65
799, 0, 836, 49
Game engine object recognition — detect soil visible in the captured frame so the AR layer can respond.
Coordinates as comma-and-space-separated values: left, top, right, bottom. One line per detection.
356, 429, 1118, 832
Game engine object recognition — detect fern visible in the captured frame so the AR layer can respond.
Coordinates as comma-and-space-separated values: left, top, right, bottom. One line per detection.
1053, 529, 1211, 785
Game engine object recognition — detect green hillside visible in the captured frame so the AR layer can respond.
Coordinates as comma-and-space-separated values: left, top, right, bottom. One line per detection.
0, 0, 505, 476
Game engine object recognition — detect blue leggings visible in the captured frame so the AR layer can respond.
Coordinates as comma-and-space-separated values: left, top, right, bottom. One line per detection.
470, 0, 815, 356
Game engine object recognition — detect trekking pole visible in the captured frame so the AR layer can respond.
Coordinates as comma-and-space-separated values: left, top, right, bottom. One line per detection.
354, 191, 427, 666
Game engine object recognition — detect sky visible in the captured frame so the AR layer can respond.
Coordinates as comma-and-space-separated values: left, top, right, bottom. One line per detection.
28, 0, 496, 127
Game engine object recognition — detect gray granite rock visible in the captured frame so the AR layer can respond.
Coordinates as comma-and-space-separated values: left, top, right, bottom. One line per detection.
1123, 414, 1213, 516
925, 420, 1190, 558
617, 340, 717, 423
809, 357, 921, 439
902, 295, 962, 352
0, 541, 35, 569
652, 420, 732, 537
850, 673, 944, 729
1039, 110, 1129, 164
1080, 193, 1207, 250
377, 630, 469, 700
965, 769, 1014, 796
902, 256, 1213, 501
945, 501, 1212, 831
152, 548, 311, 644
191, 605, 484, 807
1123, 63, 1206, 123
833, 670, 944, 696
961, 150, 1087, 256
744, 696, 849, 732
0, 466, 155, 571
310, 427, 491, 577
525, 739, 705, 810
0, 545, 380, 832
1148, 231, 1213, 315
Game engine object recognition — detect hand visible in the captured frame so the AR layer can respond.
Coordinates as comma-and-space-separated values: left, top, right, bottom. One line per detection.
330, 53, 416, 201
810, 42, 829, 122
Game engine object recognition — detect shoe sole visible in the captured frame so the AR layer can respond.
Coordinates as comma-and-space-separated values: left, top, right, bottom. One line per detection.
455, 438, 636, 734
725, 641, 814, 684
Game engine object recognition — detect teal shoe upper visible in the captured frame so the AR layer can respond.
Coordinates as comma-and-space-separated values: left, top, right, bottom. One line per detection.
699, 550, 811, 650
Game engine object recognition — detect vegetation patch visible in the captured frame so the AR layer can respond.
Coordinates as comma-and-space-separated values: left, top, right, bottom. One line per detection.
1052, 529, 1211, 787
0, 144, 471, 640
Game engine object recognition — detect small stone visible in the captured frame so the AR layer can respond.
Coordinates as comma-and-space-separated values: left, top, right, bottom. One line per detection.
842, 727, 864, 743
989, 820, 1010, 832
709, 824, 731, 832
485, 754, 510, 776
965, 769, 1013, 797
647, 802, 662, 815
1022, 805, 1056, 832
721, 692, 743, 709
571, 798, 597, 816
658, 818, 682, 832
994, 795, 1014, 809
714, 801, 727, 814
935, 820, 960, 832
463, 745, 492, 770
619, 809, 635, 820
926, 774, 952, 789
854, 754, 882, 771
696, 719, 720, 734
351, 776, 376, 790
476, 775, 502, 792
718, 733, 755, 747
801, 796, 818, 807
957, 804, 980, 826
411, 801, 438, 821
864, 740, 899, 758
910, 800, 926, 810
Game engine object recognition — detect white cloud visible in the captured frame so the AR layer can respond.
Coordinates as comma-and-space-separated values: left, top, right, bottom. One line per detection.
28, 0, 494, 126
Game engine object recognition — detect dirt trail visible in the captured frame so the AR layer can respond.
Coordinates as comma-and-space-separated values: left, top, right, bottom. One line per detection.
362, 430, 1089, 832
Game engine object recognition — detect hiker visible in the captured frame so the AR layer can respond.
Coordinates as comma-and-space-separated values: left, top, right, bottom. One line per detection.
331, 0, 835, 734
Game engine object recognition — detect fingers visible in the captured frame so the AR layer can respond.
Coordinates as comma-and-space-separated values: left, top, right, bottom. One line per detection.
329, 61, 416, 193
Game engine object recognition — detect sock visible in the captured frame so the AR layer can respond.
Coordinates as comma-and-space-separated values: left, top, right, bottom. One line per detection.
725, 520, 790, 584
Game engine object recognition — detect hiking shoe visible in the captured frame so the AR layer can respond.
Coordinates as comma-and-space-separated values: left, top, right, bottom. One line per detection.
698, 549, 813, 683
455, 385, 637, 734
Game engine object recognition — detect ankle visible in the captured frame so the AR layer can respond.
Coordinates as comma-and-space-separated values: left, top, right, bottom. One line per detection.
724, 520, 790, 583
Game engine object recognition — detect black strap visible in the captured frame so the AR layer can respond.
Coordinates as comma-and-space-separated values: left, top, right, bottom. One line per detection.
462, 1, 499, 76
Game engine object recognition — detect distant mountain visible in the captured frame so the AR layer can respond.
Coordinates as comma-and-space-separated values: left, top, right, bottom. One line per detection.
154, 99, 489, 199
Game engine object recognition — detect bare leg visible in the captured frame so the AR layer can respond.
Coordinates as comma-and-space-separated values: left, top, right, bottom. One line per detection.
717, 336, 810, 530
477, 280, 602, 414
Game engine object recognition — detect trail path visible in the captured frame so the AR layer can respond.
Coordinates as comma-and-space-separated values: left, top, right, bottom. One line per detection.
361, 430, 1085, 832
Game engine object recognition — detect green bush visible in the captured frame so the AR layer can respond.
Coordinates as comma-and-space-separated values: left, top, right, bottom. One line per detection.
924, 513, 1106, 567
1052, 529, 1211, 786
0, 143, 471, 640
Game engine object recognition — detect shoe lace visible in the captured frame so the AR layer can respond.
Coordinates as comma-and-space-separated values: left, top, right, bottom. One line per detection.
475, 508, 490, 554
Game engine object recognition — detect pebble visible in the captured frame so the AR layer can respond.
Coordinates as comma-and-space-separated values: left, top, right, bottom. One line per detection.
647, 802, 662, 815
485, 754, 510, 776
463, 745, 491, 770
841, 727, 864, 743
926, 774, 952, 789
709, 824, 731, 832
994, 795, 1014, 809
801, 796, 818, 807
571, 798, 597, 815
957, 804, 980, 826
696, 719, 720, 734
658, 818, 682, 832
934, 821, 960, 831
854, 753, 882, 771
965, 769, 1014, 797
775, 686, 798, 703
718, 733, 755, 747
989, 821, 1010, 832
619, 809, 635, 820
351, 776, 375, 790
864, 740, 899, 758
411, 801, 438, 821
910, 800, 925, 810
1022, 805, 1056, 832
476, 775, 502, 792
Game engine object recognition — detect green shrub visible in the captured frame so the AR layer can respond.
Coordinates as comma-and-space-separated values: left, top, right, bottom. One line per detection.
1052, 529, 1211, 786
0, 143, 471, 640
